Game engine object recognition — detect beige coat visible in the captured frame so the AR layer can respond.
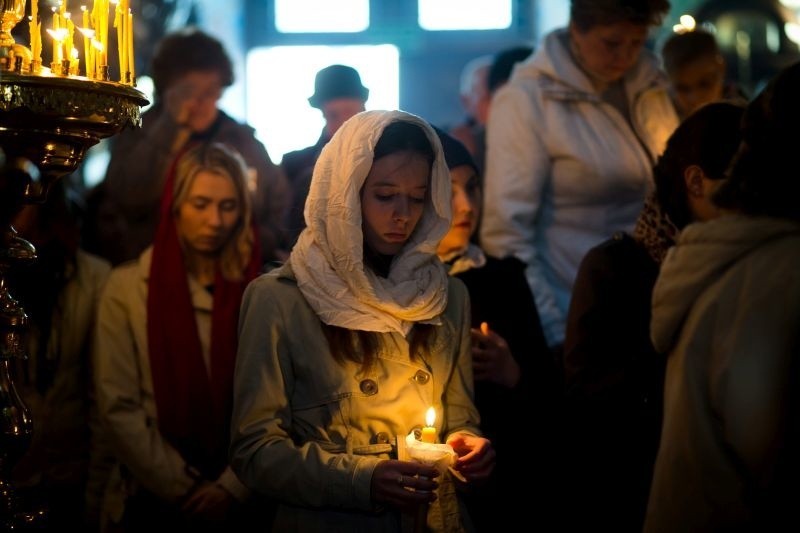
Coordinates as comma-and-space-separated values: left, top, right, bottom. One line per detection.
91, 247, 247, 528
231, 263, 481, 532
13, 251, 110, 493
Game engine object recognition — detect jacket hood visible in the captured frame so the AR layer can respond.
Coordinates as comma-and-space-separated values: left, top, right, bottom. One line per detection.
514, 28, 668, 98
651, 215, 800, 354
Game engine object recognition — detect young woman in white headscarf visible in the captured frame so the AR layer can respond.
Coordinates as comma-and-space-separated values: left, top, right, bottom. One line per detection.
230, 110, 495, 532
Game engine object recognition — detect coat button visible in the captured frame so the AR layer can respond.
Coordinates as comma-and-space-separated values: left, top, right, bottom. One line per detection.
375, 432, 391, 444
413, 370, 430, 385
359, 379, 378, 395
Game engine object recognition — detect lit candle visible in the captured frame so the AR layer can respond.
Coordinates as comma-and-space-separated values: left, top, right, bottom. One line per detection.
46, 29, 67, 66
111, 0, 122, 80
421, 407, 436, 443
30, 0, 41, 63
101, 0, 108, 68
480, 321, 490, 336
92, 38, 102, 76
58, 28, 68, 65
51, 7, 60, 63
91, 0, 104, 67
70, 46, 79, 73
64, 12, 74, 62
93, 39, 104, 77
80, 6, 90, 77
126, 9, 133, 82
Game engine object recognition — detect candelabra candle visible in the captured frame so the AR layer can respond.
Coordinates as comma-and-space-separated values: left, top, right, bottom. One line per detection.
29, 0, 41, 62
64, 11, 73, 58
421, 407, 436, 443
126, 8, 133, 83
91, 37, 101, 78
112, 0, 122, 81
51, 8, 59, 62
78, 24, 92, 78
91, 0, 107, 71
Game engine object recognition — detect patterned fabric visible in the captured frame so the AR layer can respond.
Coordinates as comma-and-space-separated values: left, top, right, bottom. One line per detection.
632, 192, 679, 265
289, 110, 453, 336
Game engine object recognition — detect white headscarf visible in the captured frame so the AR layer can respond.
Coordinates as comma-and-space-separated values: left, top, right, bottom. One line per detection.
289, 110, 452, 336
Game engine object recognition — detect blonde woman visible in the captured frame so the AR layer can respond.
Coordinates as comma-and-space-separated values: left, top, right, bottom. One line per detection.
92, 143, 262, 531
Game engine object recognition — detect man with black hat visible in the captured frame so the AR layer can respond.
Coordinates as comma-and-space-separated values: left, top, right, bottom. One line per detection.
281, 64, 369, 246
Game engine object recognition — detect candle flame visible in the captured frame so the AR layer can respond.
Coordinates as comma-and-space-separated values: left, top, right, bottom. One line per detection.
78, 27, 95, 38
92, 39, 103, 51
425, 407, 435, 427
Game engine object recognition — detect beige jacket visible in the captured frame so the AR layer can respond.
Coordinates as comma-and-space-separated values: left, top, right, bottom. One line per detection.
13, 251, 110, 491
91, 247, 248, 527
231, 263, 481, 532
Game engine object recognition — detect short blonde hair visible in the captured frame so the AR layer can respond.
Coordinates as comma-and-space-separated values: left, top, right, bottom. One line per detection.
172, 142, 254, 281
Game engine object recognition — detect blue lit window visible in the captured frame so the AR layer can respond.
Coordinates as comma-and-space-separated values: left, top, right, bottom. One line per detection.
418, 0, 512, 30
246, 45, 400, 163
275, 0, 369, 33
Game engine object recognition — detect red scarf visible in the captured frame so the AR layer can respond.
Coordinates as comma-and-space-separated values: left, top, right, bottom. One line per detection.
147, 147, 261, 477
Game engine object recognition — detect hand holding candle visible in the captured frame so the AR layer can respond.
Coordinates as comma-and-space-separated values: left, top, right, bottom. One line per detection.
472, 321, 520, 388
421, 407, 436, 443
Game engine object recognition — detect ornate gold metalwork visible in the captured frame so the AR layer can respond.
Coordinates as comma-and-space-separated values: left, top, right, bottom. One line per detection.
0, 0, 25, 48
0, 71, 148, 200
0, 63, 147, 528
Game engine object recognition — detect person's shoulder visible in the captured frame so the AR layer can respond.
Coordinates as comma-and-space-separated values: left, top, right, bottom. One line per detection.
446, 275, 469, 300
75, 249, 113, 284
245, 262, 299, 299
579, 232, 655, 281
282, 143, 320, 167
583, 232, 641, 263
480, 254, 525, 274
76, 249, 112, 272
102, 258, 140, 295
215, 112, 264, 145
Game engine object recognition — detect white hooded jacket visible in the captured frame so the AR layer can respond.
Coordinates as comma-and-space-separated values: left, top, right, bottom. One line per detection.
481, 28, 678, 346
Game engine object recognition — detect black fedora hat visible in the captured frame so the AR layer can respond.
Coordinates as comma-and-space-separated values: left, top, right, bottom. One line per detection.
308, 64, 370, 109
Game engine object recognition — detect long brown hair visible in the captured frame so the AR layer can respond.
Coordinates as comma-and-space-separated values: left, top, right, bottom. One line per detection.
323, 323, 436, 371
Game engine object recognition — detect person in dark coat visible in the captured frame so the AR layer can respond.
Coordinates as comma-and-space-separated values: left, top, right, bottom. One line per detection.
85, 28, 290, 266
561, 101, 745, 532
281, 64, 369, 246
434, 127, 558, 530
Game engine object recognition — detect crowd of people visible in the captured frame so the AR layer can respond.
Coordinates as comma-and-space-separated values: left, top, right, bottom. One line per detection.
7, 0, 799, 532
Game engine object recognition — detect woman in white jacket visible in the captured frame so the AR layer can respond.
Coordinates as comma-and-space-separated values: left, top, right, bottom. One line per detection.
480, 0, 678, 351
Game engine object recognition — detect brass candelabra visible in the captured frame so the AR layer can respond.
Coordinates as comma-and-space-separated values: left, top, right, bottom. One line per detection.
0, 2, 148, 526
